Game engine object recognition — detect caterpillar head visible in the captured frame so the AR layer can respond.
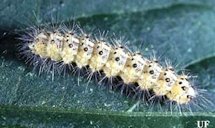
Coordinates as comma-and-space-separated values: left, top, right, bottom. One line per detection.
167, 75, 196, 104
153, 66, 177, 96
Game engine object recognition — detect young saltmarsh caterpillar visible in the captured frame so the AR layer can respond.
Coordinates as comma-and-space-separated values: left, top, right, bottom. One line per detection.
18, 23, 207, 112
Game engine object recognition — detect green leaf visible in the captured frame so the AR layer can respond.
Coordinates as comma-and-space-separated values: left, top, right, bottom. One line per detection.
0, 105, 215, 127
0, 0, 215, 127
0, 0, 215, 29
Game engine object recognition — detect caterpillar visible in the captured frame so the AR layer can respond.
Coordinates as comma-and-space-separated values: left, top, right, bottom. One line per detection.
18, 23, 197, 108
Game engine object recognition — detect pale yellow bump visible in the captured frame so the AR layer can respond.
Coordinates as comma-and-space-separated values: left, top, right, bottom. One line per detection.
137, 60, 162, 90
75, 36, 94, 68
29, 32, 48, 58
46, 32, 63, 61
120, 53, 147, 84
153, 67, 177, 96
89, 41, 111, 72
166, 75, 196, 104
61, 33, 80, 64
103, 47, 128, 77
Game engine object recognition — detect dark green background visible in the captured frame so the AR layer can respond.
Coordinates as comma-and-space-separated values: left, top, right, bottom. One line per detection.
0, 0, 215, 127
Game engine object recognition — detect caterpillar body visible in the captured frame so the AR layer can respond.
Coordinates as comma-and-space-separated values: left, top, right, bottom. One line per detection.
18, 24, 197, 106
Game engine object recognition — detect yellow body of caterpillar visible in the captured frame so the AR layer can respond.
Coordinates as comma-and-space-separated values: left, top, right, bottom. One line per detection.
26, 30, 197, 105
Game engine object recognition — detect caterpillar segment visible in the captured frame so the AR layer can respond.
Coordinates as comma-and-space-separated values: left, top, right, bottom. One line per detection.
29, 32, 48, 58
89, 40, 112, 72
75, 35, 94, 68
102, 46, 128, 78
153, 67, 177, 96
61, 32, 80, 64
137, 60, 162, 90
119, 53, 147, 84
46, 31, 64, 61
